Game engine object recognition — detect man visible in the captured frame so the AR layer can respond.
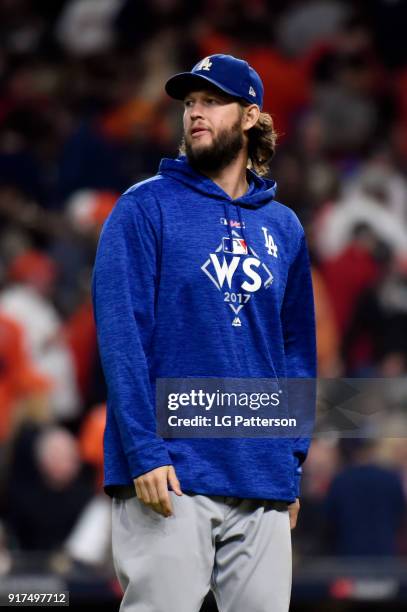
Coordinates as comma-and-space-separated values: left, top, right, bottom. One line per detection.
92, 54, 316, 612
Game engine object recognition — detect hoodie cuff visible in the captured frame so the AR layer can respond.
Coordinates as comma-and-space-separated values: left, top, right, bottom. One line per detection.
127, 440, 172, 480
294, 470, 302, 498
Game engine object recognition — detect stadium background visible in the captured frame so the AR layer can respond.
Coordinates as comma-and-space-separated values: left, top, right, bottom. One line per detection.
0, 0, 406, 610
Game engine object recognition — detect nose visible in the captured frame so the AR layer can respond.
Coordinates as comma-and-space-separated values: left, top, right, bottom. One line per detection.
189, 102, 204, 120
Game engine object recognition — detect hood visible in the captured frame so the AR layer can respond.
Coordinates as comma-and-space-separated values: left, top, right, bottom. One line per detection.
158, 156, 277, 250
158, 156, 277, 209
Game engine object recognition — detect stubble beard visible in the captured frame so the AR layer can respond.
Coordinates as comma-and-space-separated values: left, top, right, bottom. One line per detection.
183, 119, 244, 174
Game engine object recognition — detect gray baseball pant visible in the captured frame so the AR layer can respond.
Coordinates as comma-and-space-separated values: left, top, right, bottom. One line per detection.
112, 492, 292, 612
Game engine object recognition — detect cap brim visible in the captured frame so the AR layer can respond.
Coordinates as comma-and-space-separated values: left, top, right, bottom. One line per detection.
165, 72, 241, 101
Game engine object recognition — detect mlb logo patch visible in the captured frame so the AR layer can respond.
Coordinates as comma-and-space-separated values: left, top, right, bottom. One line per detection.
222, 237, 248, 255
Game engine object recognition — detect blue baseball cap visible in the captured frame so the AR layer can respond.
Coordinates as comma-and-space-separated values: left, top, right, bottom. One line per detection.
165, 54, 264, 110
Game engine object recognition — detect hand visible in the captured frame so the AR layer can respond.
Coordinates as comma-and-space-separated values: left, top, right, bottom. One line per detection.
288, 498, 300, 530
134, 465, 183, 518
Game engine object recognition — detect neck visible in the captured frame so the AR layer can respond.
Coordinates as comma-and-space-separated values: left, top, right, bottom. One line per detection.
201, 149, 249, 200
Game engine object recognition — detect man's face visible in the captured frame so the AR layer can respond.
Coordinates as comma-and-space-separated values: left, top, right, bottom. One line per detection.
182, 87, 245, 172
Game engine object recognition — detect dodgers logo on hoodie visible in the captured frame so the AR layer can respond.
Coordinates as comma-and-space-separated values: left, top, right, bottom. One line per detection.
201, 228, 273, 327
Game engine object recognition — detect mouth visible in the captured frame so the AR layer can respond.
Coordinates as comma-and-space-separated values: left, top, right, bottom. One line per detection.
190, 127, 210, 138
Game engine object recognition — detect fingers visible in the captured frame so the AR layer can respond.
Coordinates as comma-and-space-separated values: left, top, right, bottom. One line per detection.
167, 465, 183, 495
137, 480, 151, 504
156, 478, 173, 517
134, 465, 177, 518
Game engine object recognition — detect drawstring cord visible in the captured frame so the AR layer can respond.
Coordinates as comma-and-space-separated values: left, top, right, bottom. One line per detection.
223, 202, 233, 249
236, 204, 247, 249
223, 201, 248, 254
223, 175, 251, 251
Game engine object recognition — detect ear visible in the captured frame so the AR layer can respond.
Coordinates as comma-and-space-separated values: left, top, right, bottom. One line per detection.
242, 104, 260, 131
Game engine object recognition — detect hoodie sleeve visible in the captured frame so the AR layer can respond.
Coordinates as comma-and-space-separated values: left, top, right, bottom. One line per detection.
92, 194, 172, 479
281, 230, 317, 497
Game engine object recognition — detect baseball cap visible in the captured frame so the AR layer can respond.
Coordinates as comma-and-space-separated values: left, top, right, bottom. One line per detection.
165, 54, 264, 109
8, 250, 57, 287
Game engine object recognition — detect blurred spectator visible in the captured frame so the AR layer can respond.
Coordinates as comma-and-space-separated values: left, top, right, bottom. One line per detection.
4, 427, 93, 552
66, 189, 117, 236
343, 255, 407, 374
276, 0, 349, 58
0, 313, 51, 442
295, 439, 340, 555
315, 175, 407, 258
56, 0, 122, 56
344, 154, 407, 225
0, 250, 81, 419
319, 223, 381, 334
324, 439, 406, 556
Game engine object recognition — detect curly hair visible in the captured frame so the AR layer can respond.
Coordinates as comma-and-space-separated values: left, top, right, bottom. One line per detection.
246, 110, 278, 177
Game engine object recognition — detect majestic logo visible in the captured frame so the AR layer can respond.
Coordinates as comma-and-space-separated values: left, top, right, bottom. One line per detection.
262, 226, 278, 257
196, 57, 212, 71
220, 217, 245, 229
249, 86, 256, 97
201, 229, 274, 327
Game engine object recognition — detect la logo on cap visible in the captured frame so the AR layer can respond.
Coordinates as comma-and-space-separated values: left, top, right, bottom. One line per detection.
249, 86, 256, 97
196, 57, 212, 71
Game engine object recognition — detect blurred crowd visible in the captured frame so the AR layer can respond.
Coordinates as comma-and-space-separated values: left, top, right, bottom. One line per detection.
0, 0, 407, 575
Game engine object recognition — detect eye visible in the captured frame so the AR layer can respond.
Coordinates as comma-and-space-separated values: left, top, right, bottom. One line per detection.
184, 99, 193, 108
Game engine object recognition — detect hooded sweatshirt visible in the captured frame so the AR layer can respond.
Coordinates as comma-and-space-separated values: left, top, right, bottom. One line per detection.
92, 156, 316, 502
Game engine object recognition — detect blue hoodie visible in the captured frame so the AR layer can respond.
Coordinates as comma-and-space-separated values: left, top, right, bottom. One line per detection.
92, 156, 316, 502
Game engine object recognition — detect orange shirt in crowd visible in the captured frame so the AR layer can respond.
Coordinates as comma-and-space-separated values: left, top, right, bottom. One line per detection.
0, 313, 51, 441
79, 403, 106, 490
63, 299, 97, 398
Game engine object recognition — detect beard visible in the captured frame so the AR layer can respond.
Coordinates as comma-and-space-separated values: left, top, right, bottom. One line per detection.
183, 118, 244, 173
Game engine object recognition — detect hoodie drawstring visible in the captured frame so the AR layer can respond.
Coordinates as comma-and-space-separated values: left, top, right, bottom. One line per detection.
223, 202, 248, 253
236, 205, 247, 248
223, 202, 233, 249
